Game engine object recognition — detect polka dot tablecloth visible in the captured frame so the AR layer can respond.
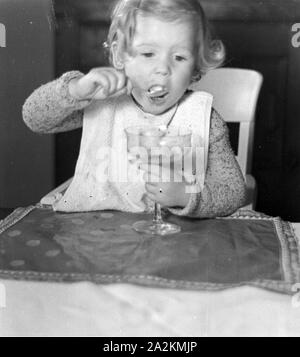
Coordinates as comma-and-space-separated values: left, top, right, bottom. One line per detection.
0, 205, 299, 294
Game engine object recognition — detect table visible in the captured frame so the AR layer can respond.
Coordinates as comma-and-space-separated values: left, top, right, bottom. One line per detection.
0, 207, 299, 337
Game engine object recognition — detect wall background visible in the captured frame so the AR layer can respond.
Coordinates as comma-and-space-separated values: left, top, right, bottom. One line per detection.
0, 0, 55, 208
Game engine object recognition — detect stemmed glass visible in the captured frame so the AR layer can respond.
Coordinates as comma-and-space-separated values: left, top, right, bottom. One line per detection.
125, 125, 192, 235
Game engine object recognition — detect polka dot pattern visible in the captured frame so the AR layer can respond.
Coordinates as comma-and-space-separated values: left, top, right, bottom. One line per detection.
26, 240, 41, 247
71, 219, 85, 225
100, 213, 114, 219
7, 230, 22, 237
1, 207, 293, 295
10, 260, 25, 267
89, 230, 104, 236
45, 250, 60, 257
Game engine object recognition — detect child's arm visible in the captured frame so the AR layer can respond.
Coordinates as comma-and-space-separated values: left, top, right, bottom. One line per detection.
23, 68, 129, 134
22, 71, 88, 133
169, 109, 247, 218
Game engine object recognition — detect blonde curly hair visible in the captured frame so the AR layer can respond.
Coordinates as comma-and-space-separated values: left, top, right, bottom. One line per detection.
105, 0, 225, 79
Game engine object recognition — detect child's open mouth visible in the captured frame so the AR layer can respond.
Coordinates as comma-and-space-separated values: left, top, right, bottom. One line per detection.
148, 85, 168, 102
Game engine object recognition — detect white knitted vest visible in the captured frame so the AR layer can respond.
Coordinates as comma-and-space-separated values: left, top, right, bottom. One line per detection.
54, 91, 212, 212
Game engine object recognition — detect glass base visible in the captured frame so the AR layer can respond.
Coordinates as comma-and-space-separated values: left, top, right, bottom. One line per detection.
132, 220, 181, 236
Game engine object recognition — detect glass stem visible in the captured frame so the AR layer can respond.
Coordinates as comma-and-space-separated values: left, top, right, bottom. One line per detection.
153, 202, 163, 224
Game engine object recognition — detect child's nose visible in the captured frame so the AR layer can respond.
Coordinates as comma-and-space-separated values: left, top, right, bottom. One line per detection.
154, 57, 171, 76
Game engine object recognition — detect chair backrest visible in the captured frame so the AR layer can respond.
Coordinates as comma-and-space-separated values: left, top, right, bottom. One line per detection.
190, 68, 263, 175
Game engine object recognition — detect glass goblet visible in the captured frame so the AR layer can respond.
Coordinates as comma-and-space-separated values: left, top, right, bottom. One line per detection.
125, 125, 192, 236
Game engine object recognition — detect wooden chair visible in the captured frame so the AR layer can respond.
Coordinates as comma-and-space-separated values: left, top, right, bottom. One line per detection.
191, 68, 263, 209
41, 68, 263, 209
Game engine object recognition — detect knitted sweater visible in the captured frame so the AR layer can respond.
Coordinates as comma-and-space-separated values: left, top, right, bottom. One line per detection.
22, 71, 246, 218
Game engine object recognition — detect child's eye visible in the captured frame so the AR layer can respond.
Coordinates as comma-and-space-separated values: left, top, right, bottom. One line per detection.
175, 55, 186, 62
141, 52, 154, 58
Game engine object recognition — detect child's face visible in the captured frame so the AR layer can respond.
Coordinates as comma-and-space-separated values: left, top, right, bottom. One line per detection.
122, 14, 197, 115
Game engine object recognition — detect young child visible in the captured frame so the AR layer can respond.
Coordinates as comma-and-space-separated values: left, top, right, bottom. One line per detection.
23, 0, 246, 218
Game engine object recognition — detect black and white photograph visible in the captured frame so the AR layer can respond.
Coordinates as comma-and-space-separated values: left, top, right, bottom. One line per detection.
0, 0, 300, 338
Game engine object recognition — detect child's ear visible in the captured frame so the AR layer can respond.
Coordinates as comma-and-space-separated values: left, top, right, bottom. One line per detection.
111, 42, 124, 70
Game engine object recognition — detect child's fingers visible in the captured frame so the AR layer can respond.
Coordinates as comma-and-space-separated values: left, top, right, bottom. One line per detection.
75, 75, 101, 98
91, 85, 109, 100
94, 70, 127, 98
126, 78, 133, 95
127, 152, 142, 164
145, 180, 162, 192
140, 163, 164, 175
146, 192, 157, 203
82, 67, 125, 99
114, 69, 127, 92
100, 70, 116, 93
128, 149, 148, 164
127, 152, 136, 162
145, 183, 157, 194
141, 163, 176, 183
109, 87, 128, 98
101, 68, 127, 96
141, 164, 165, 182
145, 182, 164, 197
91, 71, 119, 99
81, 72, 110, 99
146, 190, 164, 206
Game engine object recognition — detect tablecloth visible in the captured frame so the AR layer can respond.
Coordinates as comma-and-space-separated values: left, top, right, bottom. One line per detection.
0, 206, 299, 294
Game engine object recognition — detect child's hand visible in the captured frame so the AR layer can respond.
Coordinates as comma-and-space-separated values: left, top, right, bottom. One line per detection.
140, 163, 191, 208
68, 67, 132, 101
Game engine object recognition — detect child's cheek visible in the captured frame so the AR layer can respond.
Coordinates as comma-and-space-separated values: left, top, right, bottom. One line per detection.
125, 62, 148, 91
